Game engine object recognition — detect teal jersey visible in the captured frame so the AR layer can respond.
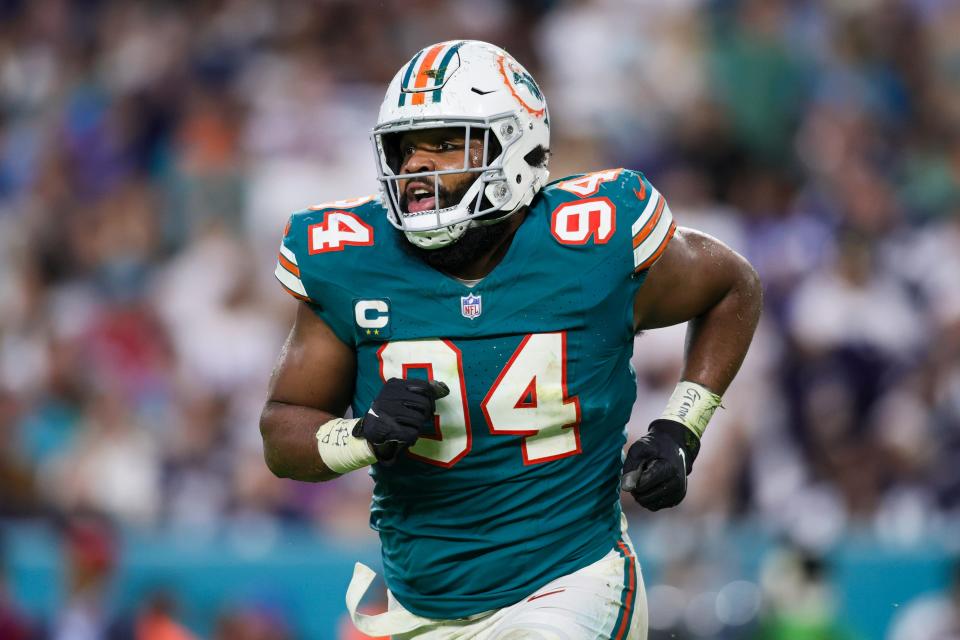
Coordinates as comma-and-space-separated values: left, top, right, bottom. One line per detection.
274, 169, 676, 620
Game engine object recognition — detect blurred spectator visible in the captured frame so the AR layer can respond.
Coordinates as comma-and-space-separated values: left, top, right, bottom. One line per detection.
161, 391, 235, 528
755, 546, 859, 640
214, 604, 290, 640
0, 387, 41, 518
40, 392, 161, 525
0, 537, 37, 640
888, 558, 960, 640
133, 592, 198, 640
50, 512, 132, 640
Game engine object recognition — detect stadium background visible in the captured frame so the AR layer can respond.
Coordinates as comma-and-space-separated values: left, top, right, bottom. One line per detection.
1, 0, 959, 638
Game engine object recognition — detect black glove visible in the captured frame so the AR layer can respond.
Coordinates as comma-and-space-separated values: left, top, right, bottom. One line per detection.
352, 378, 449, 463
621, 419, 701, 511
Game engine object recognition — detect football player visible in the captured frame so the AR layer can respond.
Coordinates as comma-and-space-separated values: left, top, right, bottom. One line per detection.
261, 40, 761, 639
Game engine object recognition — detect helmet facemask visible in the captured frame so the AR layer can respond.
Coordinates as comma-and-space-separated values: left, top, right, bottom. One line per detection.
372, 113, 528, 249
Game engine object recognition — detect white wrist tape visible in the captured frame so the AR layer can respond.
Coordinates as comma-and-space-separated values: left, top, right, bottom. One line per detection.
316, 418, 376, 474
660, 380, 722, 439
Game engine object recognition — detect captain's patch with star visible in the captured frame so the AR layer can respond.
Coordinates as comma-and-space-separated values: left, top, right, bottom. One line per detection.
354, 298, 391, 340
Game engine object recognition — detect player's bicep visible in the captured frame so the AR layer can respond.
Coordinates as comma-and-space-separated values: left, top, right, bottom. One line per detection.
633, 227, 745, 331
266, 302, 356, 415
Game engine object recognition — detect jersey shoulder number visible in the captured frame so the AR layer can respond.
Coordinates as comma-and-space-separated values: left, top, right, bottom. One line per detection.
306, 196, 377, 255
545, 169, 675, 274
275, 195, 380, 302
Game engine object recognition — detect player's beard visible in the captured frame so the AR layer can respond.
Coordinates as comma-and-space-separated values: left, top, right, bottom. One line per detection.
397, 179, 512, 274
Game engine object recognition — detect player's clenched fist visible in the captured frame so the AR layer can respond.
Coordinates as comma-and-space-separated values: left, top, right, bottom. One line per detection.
352, 378, 449, 462
621, 419, 700, 511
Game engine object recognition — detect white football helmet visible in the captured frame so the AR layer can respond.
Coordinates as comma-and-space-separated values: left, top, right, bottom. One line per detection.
372, 40, 550, 249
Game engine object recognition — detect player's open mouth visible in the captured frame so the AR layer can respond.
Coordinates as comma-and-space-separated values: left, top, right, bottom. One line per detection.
405, 181, 437, 214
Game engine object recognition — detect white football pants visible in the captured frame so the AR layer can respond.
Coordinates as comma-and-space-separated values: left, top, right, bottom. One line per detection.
346, 534, 647, 639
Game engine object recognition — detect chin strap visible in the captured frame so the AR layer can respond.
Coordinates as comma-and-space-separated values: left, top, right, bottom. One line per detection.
404, 200, 531, 250
404, 220, 471, 249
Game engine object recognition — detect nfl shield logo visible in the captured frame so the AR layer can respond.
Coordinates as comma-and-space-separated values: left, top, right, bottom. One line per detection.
461, 293, 482, 319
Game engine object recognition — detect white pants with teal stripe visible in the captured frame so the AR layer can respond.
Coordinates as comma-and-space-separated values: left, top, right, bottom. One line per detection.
346, 534, 647, 640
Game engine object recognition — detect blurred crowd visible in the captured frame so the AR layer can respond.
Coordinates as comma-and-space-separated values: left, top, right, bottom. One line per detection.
2, 0, 960, 637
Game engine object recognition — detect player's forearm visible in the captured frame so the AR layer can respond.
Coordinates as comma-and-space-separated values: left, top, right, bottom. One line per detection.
680, 258, 762, 395
259, 400, 341, 482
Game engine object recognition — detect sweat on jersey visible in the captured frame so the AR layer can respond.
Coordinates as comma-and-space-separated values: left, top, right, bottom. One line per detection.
274, 169, 675, 620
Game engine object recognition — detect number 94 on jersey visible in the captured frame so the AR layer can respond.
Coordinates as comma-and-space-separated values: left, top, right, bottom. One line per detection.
377, 332, 582, 468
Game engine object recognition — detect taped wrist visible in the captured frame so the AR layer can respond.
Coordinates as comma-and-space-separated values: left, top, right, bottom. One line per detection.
659, 380, 722, 439
316, 418, 376, 474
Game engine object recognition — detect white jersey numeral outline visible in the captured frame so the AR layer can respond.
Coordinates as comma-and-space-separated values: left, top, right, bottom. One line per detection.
557, 168, 623, 197
308, 211, 374, 254
550, 198, 616, 245
377, 340, 471, 467
375, 332, 580, 467
481, 332, 581, 464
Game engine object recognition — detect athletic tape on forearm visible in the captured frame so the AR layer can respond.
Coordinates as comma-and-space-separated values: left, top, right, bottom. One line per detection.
660, 380, 723, 439
316, 418, 376, 474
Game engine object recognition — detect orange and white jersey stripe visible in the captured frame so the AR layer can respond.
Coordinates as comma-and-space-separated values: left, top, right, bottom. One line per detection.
630, 186, 676, 273
275, 242, 310, 302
